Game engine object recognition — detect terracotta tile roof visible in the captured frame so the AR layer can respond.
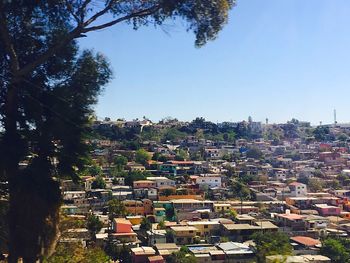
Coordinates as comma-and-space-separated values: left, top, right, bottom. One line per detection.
290, 236, 321, 247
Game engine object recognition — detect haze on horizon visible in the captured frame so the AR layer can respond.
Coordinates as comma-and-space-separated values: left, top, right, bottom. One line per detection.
80, 0, 350, 125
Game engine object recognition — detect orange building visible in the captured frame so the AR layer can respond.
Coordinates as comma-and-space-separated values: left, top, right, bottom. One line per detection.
133, 180, 157, 189
123, 199, 153, 215
111, 218, 138, 243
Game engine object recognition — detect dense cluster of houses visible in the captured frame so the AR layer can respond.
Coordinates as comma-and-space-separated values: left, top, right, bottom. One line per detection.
58, 119, 350, 262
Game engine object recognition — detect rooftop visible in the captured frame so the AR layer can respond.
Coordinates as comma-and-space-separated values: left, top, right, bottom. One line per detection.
290, 236, 321, 247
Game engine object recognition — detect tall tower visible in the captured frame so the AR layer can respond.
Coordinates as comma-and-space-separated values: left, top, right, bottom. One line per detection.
334, 109, 337, 126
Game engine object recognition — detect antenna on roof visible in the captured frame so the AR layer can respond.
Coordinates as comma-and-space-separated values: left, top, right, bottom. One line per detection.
334, 109, 337, 126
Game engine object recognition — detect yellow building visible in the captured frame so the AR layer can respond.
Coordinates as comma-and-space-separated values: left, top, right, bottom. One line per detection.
126, 215, 143, 225
170, 226, 197, 245
187, 221, 220, 238
213, 203, 232, 213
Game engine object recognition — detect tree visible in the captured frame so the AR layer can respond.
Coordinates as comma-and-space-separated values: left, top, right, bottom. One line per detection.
158, 220, 166, 230
313, 126, 330, 141
251, 231, 292, 263
105, 242, 131, 263
166, 246, 196, 263
165, 206, 176, 221
140, 217, 151, 231
166, 230, 175, 243
124, 170, 151, 186
320, 238, 350, 263
229, 180, 251, 213
175, 149, 189, 161
108, 199, 127, 220
307, 178, 324, 192
45, 243, 109, 263
91, 175, 106, 189
0, 1, 235, 261
225, 209, 237, 220
246, 147, 263, 159
152, 152, 161, 161
135, 149, 151, 165
113, 155, 128, 171
163, 188, 175, 197
85, 164, 103, 177
87, 215, 103, 238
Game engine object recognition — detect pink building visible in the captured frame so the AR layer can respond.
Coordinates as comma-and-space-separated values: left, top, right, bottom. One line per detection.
315, 204, 341, 216
133, 180, 156, 189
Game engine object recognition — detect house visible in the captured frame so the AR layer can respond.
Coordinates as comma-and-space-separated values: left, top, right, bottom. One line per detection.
231, 206, 259, 214
147, 229, 167, 246
133, 180, 157, 189
171, 199, 214, 212
147, 177, 176, 188
235, 215, 256, 225
290, 236, 321, 250
314, 204, 341, 216
153, 243, 180, 258
289, 182, 308, 197
126, 215, 143, 225
187, 244, 224, 263
303, 215, 329, 230
204, 148, 221, 159
216, 242, 255, 263
187, 220, 220, 238
222, 224, 261, 242
275, 213, 306, 231
266, 255, 330, 263
112, 176, 125, 185
127, 162, 146, 172
111, 218, 138, 243
123, 199, 153, 215
196, 175, 222, 189
131, 247, 156, 263
213, 203, 232, 214
170, 226, 197, 245
147, 255, 165, 263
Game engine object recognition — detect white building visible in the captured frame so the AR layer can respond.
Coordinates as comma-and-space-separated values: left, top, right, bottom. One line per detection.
289, 182, 307, 197
196, 175, 222, 189
146, 177, 175, 187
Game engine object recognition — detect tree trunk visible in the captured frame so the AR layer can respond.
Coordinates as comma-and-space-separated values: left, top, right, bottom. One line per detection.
3, 79, 21, 263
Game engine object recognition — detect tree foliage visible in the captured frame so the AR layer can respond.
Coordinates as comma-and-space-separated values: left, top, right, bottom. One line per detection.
0, 1, 235, 261
45, 243, 109, 263
251, 231, 292, 263
108, 199, 127, 220
140, 217, 152, 231
135, 149, 151, 165
320, 238, 350, 263
91, 175, 106, 189
166, 246, 197, 263
86, 215, 103, 237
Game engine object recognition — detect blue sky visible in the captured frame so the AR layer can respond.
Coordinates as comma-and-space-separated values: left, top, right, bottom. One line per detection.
80, 0, 350, 125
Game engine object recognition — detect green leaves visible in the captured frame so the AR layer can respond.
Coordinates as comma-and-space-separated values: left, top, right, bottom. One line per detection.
320, 238, 350, 263
251, 232, 292, 263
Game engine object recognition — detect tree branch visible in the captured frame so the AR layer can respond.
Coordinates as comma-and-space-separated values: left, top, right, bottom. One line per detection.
16, 27, 83, 77
16, 3, 161, 77
0, 5, 19, 73
83, 0, 116, 27
82, 4, 161, 33
78, 0, 93, 21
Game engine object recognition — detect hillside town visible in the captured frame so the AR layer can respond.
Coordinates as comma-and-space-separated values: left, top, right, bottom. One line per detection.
30, 116, 350, 262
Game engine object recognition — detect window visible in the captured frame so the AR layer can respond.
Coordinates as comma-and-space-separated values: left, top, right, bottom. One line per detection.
204, 225, 208, 228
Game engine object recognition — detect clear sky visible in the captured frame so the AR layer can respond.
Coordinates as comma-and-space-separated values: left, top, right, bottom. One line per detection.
79, 0, 350, 125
